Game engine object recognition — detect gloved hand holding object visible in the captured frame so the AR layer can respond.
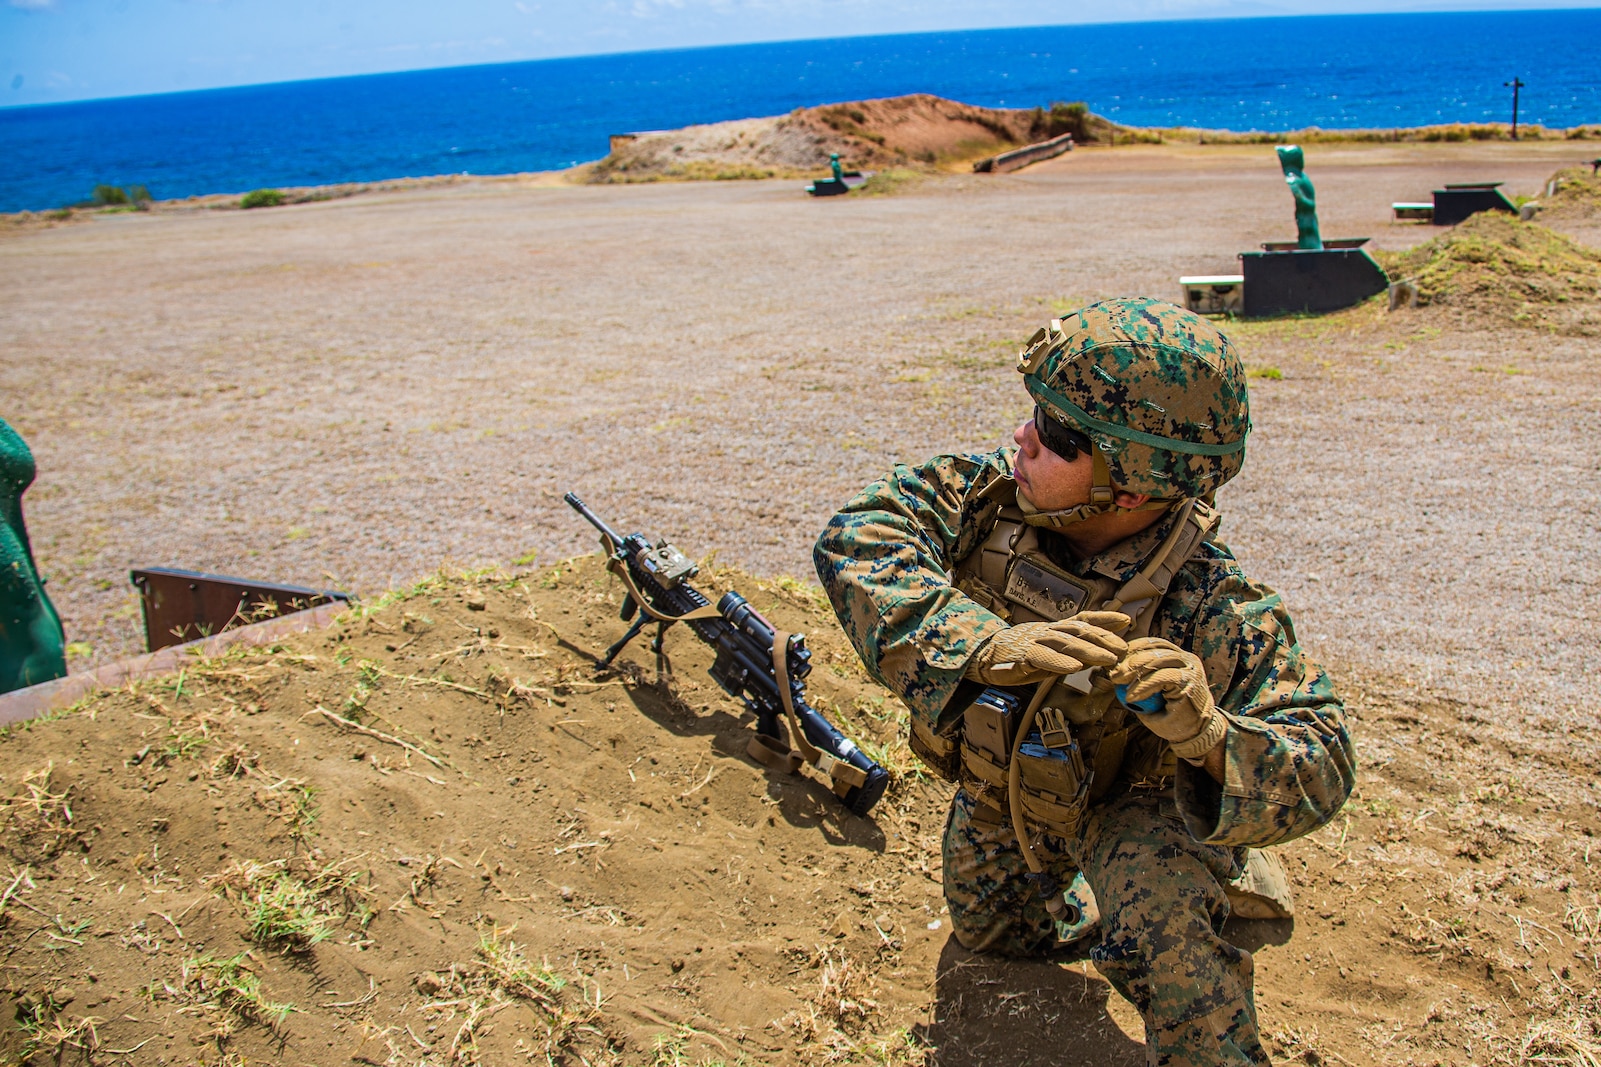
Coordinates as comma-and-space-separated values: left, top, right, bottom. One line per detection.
965, 611, 1131, 686
1108, 637, 1228, 760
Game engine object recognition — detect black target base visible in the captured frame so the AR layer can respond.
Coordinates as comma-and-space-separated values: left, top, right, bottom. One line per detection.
1239, 247, 1389, 318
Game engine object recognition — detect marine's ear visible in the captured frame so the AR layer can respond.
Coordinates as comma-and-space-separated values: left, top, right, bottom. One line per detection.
1112, 490, 1150, 510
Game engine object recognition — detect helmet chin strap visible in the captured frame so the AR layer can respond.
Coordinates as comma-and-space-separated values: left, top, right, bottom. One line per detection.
1018, 450, 1172, 529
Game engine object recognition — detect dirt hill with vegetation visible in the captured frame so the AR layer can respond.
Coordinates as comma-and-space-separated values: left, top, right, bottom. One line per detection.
1540, 165, 1601, 218
1377, 211, 1601, 334
586, 95, 1124, 182
1528, 164, 1601, 249
2, 553, 1596, 1066
582, 95, 1601, 185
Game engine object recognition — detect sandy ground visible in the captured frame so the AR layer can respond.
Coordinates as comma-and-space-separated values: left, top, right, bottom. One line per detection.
0, 557, 1593, 1066
3, 139, 1594, 718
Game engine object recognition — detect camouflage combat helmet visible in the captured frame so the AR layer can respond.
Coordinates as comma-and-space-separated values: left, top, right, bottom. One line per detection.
1015, 297, 1250, 527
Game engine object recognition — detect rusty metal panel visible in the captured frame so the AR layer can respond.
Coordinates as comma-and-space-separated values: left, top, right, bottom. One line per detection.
129, 568, 351, 652
0, 600, 347, 727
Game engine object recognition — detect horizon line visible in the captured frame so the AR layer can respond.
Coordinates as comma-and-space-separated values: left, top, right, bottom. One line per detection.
3, 5, 1594, 114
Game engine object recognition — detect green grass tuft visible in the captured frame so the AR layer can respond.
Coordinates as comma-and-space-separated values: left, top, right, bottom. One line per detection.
475, 927, 567, 999
183, 952, 297, 1030
207, 858, 362, 953
857, 169, 924, 196
246, 872, 337, 951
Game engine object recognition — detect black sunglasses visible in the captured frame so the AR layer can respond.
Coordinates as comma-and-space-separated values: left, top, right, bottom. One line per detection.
1034, 405, 1093, 461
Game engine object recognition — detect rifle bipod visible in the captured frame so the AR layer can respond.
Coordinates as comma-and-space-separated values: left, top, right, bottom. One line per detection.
597, 616, 674, 669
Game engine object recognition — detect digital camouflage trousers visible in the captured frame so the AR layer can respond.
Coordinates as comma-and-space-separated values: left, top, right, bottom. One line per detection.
942, 787, 1270, 1066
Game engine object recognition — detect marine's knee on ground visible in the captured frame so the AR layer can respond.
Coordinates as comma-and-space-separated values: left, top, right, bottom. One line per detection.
1078, 792, 1268, 1065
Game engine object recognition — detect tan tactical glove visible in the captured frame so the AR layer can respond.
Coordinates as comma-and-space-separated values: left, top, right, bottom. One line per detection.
965, 611, 1131, 687
1106, 637, 1228, 761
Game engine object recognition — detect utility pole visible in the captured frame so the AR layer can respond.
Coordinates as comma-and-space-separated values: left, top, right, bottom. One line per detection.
1504, 77, 1526, 140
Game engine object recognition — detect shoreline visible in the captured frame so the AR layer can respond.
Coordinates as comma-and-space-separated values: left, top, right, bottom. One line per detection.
6, 105, 1598, 226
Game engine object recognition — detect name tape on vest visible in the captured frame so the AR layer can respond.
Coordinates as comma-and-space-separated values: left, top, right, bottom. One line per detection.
1004, 558, 1091, 620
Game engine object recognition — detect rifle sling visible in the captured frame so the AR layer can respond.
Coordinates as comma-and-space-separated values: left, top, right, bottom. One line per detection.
606, 556, 724, 624
747, 733, 804, 774
756, 629, 870, 799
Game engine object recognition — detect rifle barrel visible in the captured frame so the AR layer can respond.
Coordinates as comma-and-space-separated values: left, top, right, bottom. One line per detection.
563, 492, 624, 549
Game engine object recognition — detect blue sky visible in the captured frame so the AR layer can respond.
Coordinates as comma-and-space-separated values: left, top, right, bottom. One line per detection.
4, 0, 1596, 107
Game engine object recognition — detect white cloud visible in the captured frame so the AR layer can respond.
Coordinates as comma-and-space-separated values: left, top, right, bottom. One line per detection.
628, 0, 687, 19
9, 0, 57, 10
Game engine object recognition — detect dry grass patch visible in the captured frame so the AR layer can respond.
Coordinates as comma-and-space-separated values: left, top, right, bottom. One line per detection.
173, 951, 298, 1040
12, 998, 106, 1064
0, 763, 84, 864
412, 925, 611, 1065
856, 169, 926, 197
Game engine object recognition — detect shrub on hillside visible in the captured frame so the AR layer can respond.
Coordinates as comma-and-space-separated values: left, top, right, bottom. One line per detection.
87, 184, 154, 209
815, 105, 887, 146
1030, 101, 1091, 142
1025, 101, 1142, 145
240, 188, 286, 209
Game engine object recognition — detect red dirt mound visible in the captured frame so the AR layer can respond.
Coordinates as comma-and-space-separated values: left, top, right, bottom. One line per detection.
588, 94, 1116, 182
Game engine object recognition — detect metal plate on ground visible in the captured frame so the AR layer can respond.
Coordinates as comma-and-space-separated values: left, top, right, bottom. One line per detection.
1179, 274, 1245, 315
129, 567, 351, 652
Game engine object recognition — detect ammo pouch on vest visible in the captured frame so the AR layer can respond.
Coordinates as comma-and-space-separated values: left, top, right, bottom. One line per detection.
951, 681, 1102, 827
1014, 738, 1089, 834
958, 687, 1021, 797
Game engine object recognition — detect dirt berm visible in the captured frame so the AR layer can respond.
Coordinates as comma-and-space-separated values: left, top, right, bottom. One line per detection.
587, 94, 1118, 182
1, 554, 1596, 1065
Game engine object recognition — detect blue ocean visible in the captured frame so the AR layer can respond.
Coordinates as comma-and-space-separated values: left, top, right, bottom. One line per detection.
2, 9, 1598, 214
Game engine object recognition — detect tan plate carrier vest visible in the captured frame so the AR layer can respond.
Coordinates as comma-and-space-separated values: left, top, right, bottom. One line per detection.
909, 475, 1221, 843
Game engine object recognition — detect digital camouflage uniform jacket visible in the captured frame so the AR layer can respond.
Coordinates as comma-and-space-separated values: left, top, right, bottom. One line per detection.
814, 447, 1355, 848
